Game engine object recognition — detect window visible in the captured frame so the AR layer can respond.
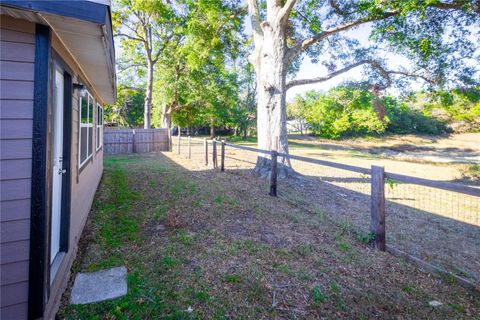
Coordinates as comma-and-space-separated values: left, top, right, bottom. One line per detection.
79, 92, 94, 167
96, 103, 103, 150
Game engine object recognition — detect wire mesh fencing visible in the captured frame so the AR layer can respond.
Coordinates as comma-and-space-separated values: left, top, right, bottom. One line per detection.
172, 136, 480, 287
385, 182, 480, 284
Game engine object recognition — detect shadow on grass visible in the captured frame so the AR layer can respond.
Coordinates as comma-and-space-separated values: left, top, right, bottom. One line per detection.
59, 152, 479, 320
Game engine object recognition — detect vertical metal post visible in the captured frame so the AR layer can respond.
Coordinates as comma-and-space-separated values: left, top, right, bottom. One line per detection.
204, 137, 208, 166
220, 140, 225, 172
370, 165, 386, 251
187, 136, 191, 159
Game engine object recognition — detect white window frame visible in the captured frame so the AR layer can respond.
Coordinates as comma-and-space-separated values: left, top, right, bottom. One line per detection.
79, 92, 94, 168
96, 103, 103, 151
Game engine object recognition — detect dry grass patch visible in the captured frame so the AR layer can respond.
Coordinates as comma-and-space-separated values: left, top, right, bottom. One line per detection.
59, 153, 479, 319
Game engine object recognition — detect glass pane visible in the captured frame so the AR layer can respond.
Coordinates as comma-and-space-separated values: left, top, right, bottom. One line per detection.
80, 127, 88, 163
88, 96, 94, 124
97, 127, 101, 148
88, 127, 93, 156
81, 97, 88, 123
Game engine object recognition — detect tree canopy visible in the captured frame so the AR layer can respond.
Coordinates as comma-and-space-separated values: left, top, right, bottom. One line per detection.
110, 0, 479, 163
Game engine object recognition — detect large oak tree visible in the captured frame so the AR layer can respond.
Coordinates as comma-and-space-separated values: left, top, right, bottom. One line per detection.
246, 0, 479, 177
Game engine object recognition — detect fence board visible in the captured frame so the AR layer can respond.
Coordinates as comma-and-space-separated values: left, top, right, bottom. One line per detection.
104, 128, 170, 154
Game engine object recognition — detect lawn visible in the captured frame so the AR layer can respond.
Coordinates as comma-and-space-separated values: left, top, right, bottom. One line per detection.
59, 153, 479, 319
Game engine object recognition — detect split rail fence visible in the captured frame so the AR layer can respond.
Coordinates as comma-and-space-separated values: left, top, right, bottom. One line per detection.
104, 128, 170, 154
174, 135, 480, 290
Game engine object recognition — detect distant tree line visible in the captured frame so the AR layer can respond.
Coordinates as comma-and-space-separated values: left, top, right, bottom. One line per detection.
286, 86, 480, 139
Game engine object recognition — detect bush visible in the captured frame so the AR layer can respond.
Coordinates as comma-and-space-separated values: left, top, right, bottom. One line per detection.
289, 87, 449, 139
385, 100, 447, 135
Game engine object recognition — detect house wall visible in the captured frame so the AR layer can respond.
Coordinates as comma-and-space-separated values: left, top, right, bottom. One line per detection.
0, 16, 35, 319
0, 15, 105, 319
43, 32, 104, 319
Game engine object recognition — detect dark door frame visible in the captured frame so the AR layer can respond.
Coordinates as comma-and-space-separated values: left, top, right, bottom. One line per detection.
28, 24, 73, 320
28, 23, 51, 320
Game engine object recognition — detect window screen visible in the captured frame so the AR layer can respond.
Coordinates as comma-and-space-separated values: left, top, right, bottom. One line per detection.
79, 92, 94, 167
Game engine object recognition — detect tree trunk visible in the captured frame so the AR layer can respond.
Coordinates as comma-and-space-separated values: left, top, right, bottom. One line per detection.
371, 85, 387, 123
210, 125, 216, 139
144, 59, 154, 129
161, 104, 172, 129
250, 17, 292, 178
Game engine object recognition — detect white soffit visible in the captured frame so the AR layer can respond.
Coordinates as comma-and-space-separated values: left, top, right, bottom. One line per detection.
43, 13, 115, 104
87, 0, 111, 5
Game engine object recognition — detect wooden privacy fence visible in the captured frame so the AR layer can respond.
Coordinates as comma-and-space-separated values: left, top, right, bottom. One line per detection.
176, 135, 480, 289
104, 128, 170, 154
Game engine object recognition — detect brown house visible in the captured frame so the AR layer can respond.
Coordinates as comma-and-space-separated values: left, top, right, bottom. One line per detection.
0, 1, 116, 319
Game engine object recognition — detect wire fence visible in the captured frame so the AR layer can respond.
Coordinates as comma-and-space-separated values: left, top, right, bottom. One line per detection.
172, 135, 480, 289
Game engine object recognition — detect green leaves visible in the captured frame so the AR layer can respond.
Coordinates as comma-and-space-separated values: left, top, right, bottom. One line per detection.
286, 86, 454, 139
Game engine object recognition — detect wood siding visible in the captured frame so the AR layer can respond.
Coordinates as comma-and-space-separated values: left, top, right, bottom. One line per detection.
0, 14, 107, 319
0, 16, 35, 319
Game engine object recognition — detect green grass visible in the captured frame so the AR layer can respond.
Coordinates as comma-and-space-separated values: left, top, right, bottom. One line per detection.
311, 286, 327, 305
94, 162, 142, 250
223, 274, 241, 283
59, 154, 479, 319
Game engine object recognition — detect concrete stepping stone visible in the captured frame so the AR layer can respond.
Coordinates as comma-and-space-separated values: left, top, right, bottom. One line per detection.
70, 266, 128, 305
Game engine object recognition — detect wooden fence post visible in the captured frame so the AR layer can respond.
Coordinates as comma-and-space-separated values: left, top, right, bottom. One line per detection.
269, 150, 278, 197
220, 140, 225, 172
167, 129, 172, 152
187, 136, 191, 159
177, 132, 181, 155
212, 139, 217, 168
370, 165, 386, 251
132, 129, 137, 153
204, 138, 208, 166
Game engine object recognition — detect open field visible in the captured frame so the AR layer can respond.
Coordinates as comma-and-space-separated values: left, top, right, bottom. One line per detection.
226, 133, 480, 183
184, 136, 480, 284
59, 153, 479, 319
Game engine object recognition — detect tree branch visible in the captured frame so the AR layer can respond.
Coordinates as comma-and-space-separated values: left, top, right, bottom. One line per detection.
286, 0, 478, 63
285, 11, 398, 62
152, 32, 176, 64
431, 0, 471, 10
247, 0, 263, 38
114, 33, 145, 42
286, 60, 374, 89
328, 0, 346, 15
278, 0, 297, 21
378, 70, 436, 89
286, 60, 435, 90
117, 62, 146, 73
